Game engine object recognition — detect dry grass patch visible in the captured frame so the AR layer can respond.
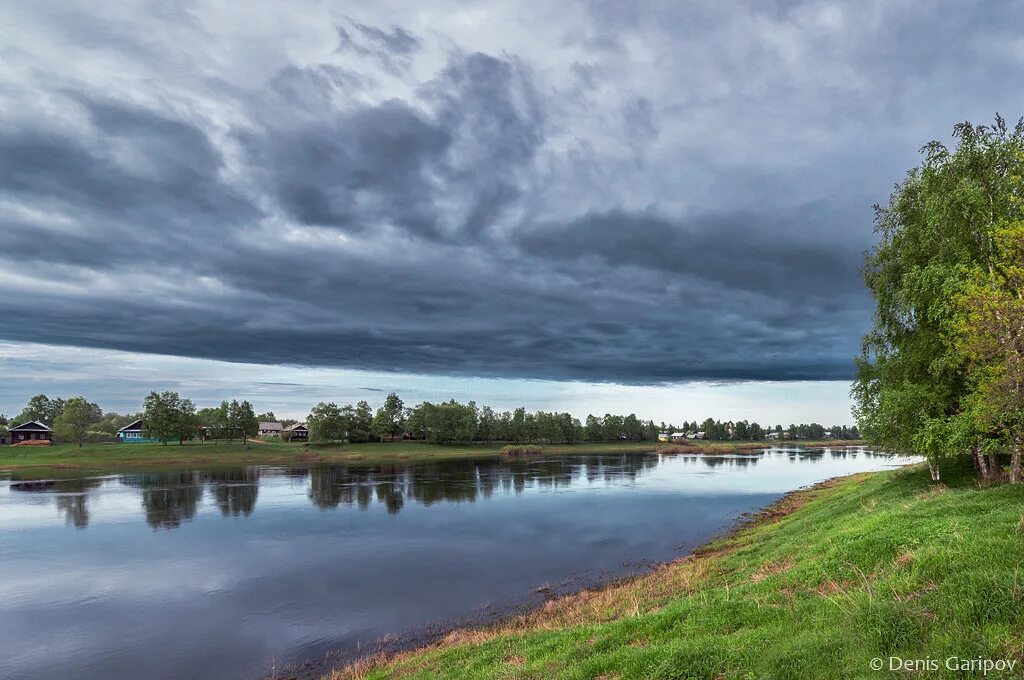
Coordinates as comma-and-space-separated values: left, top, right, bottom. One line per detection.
750, 558, 795, 583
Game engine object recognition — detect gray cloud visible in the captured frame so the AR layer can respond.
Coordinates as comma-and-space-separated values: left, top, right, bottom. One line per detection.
1, 0, 1022, 385
337, 20, 422, 73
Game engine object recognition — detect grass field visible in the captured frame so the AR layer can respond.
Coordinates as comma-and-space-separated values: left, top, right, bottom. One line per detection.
328, 458, 1024, 679
0, 439, 661, 473
0, 439, 862, 474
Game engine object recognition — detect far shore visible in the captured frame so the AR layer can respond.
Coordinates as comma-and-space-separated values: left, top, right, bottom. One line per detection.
0, 438, 866, 476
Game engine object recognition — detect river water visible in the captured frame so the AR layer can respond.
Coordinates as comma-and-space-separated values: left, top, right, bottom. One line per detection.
0, 447, 916, 680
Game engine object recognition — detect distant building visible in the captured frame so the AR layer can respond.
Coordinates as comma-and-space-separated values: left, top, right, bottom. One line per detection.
767, 431, 781, 440
117, 419, 161, 443
9, 421, 53, 444
658, 432, 669, 442
670, 432, 687, 440
283, 424, 308, 441
259, 422, 283, 437
688, 431, 706, 440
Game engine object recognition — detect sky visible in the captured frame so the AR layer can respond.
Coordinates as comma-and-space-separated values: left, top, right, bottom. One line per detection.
1, 1, 1022, 423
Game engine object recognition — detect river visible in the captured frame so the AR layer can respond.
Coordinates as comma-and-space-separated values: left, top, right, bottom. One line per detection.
0, 447, 916, 680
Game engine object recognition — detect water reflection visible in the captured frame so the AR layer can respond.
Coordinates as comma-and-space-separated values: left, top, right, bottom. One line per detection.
3, 449, 898, 531
0, 447, 917, 680
118, 472, 205, 529
210, 468, 260, 517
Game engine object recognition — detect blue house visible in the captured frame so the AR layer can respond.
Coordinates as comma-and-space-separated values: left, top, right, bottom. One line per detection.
117, 420, 160, 443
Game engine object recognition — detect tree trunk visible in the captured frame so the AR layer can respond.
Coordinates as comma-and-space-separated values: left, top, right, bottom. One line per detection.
928, 460, 941, 482
971, 446, 980, 470
976, 445, 989, 480
987, 453, 1002, 481
1012, 438, 1022, 484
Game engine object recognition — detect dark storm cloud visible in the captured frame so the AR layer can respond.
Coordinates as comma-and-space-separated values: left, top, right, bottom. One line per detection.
517, 208, 864, 301
245, 50, 542, 240
1, 1, 1020, 384
0, 97, 259, 286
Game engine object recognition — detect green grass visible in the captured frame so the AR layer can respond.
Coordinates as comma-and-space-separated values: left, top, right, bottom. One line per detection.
0, 439, 671, 474
331, 458, 1024, 679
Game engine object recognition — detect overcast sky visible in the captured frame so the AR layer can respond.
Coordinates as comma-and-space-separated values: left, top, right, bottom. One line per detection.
2, 1, 1022, 422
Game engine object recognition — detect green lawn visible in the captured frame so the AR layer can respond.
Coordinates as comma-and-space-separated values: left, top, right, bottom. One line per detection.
0, 439, 669, 473
330, 458, 1024, 679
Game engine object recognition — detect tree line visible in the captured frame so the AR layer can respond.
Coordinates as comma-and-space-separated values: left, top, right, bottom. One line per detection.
306, 393, 855, 446
0, 392, 267, 446
854, 116, 1024, 483
2, 391, 857, 447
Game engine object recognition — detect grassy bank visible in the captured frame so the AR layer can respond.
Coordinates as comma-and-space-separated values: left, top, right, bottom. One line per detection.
330, 459, 1024, 679
0, 439, 863, 474
0, 440, 661, 473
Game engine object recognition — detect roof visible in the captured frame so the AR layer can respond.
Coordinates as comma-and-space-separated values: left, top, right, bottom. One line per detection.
283, 423, 307, 431
118, 419, 143, 432
259, 422, 283, 430
10, 420, 53, 432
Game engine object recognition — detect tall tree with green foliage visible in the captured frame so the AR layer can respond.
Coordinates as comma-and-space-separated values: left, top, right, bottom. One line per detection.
347, 401, 373, 442
381, 392, 405, 438
142, 391, 194, 445
957, 223, 1024, 482
175, 398, 199, 443
854, 116, 1024, 481
307, 402, 345, 444
53, 396, 100, 447
197, 402, 230, 439
371, 407, 392, 442
16, 394, 66, 425
227, 400, 258, 443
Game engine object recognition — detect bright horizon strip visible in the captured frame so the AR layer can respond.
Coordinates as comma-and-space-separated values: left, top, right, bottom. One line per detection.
0, 341, 856, 425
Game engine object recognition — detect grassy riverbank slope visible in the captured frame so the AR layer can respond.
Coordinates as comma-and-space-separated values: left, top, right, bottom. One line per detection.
330, 459, 1024, 679
0, 439, 860, 474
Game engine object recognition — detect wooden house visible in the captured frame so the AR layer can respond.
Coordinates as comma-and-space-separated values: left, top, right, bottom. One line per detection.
283, 424, 308, 441
258, 422, 283, 436
117, 419, 160, 443
9, 421, 53, 444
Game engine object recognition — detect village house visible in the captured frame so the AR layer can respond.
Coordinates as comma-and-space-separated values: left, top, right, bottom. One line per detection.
259, 422, 283, 437
9, 421, 53, 444
117, 419, 161, 443
283, 424, 308, 441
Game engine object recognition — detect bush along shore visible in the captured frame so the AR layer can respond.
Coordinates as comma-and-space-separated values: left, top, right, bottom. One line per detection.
326, 457, 1024, 679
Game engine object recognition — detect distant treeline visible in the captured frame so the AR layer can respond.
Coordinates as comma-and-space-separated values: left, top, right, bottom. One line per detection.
1, 392, 859, 447
307, 395, 859, 445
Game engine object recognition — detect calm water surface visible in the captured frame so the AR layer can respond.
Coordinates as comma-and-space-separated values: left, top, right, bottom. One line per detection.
0, 447, 916, 680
